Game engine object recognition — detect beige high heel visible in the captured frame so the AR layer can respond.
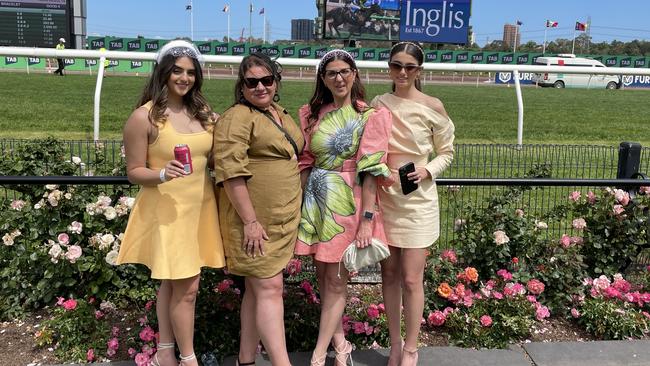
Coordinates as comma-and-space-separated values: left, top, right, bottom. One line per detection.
151, 342, 175, 366
178, 353, 196, 366
310, 351, 327, 366
401, 346, 419, 366
333, 339, 354, 366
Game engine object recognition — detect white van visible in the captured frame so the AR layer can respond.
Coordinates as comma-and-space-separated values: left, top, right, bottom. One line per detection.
533, 54, 621, 89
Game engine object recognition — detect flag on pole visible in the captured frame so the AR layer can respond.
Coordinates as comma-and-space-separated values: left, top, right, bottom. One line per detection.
249, 3, 254, 13
186, 4, 192, 10
575, 21, 587, 31
516, 20, 523, 26
223, 4, 229, 12
259, 7, 264, 15
546, 20, 558, 28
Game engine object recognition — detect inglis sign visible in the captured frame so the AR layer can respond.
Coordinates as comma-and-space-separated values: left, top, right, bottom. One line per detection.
399, 0, 471, 44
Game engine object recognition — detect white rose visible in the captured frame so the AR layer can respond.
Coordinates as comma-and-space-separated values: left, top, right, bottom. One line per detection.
45, 184, 58, 190
49, 244, 63, 259
71, 156, 82, 165
11, 229, 21, 238
103, 206, 117, 220
535, 220, 548, 230
34, 199, 44, 209
105, 250, 119, 266
493, 230, 510, 245
97, 195, 112, 207
65, 245, 82, 263
68, 221, 83, 234
99, 234, 115, 249
2, 233, 14, 246
64, 193, 72, 200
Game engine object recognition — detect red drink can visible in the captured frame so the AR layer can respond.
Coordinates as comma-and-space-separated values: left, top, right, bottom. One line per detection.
174, 144, 193, 174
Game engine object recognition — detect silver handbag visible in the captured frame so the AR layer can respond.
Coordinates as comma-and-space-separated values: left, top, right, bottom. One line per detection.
341, 238, 391, 273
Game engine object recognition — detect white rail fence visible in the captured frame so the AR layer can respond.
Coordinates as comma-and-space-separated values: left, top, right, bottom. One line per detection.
2, 47, 650, 143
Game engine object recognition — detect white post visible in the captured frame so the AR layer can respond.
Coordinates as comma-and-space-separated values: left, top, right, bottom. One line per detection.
227, 6, 231, 42
513, 69, 524, 147
93, 56, 106, 141
571, 27, 576, 54
263, 10, 267, 44
513, 25, 518, 54
543, 26, 547, 54
190, 0, 194, 41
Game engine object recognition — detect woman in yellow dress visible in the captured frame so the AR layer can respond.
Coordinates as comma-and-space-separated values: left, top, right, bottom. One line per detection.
213, 52, 304, 366
371, 42, 455, 366
117, 40, 225, 366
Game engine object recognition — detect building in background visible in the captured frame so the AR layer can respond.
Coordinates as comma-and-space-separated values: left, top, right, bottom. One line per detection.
291, 19, 315, 41
503, 23, 520, 49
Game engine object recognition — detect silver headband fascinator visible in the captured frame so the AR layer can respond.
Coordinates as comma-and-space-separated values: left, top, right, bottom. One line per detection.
318, 49, 356, 73
156, 40, 203, 64
390, 41, 425, 56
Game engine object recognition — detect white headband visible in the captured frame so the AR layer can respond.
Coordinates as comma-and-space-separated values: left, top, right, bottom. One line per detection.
318, 49, 356, 73
390, 42, 424, 58
156, 40, 203, 64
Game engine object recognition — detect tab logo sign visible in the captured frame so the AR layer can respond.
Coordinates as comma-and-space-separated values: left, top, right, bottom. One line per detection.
531, 54, 542, 64
109, 39, 123, 50
214, 43, 228, 54
64, 58, 75, 66
620, 58, 631, 67
266, 47, 279, 57
90, 38, 105, 49
487, 53, 498, 64
425, 51, 438, 62
347, 48, 360, 59
363, 49, 375, 60
282, 46, 295, 57
232, 45, 246, 55
5, 56, 17, 65
85, 59, 97, 67
455, 52, 468, 63
634, 58, 646, 68
441, 52, 453, 62
605, 57, 617, 66
198, 43, 211, 54
131, 60, 143, 69
501, 54, 514, 64
299, 47, 312, 58
108, 60, 119, 67
400, 0, 471, 44
145, 41, 159, 52
517, 54, 529, 64
315, 48, 329, 59
471, 53, 483, 63
28, 57, 40, 65
249, 46, 262, 54
378, 49, 391, 61
127, 40, 141, 51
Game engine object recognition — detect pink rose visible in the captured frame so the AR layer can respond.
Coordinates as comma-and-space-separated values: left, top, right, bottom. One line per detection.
639, 186, 650, 195
57, 233, 70, 245
614, 189, 630, 206
571, 308, 580, 318
86, 348, 95, 362
440, 249, 458, 263
10, 199, 25, 210
613, 204, 625, 216
65, 245, 82, 263
128, 348, 137, 357
496, 269, 513, 281
492, 291, 504, 300
535, 304, 551, 320
572, 218, 587, 230
145, 300, 154, 311
107, 337, 119, 351
569, 191, 581, 202
95, 310, 104, 319
427, 310, 446, 326
139, 326, 155, 342
560, 234, 572, 248
612, 279, 631, 293
215, 279, 233, 293
367, 304, 380, 319
134, 353, 150, 366
527, 279, 545, 295
587, 190, 596, 204
62, 298, 77, 310
353, 321, 365, 334
479, 315, 492, 327
285, 258, 302, 276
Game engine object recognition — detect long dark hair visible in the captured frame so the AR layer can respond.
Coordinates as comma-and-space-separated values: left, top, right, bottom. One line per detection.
307, 50, 366, 133
137, 53, 213, 129
390, 42, 424, 92
233, 52, 282, 106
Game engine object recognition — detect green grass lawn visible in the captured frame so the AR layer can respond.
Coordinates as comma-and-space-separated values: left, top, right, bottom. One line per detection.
0, 72, 648, 147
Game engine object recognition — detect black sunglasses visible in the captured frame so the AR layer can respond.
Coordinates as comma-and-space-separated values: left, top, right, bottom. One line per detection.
388, 62, 421, 73
243, 75, 275, 88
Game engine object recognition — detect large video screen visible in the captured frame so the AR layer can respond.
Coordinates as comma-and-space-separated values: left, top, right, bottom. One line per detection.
322, 0, 471, 44
323, 0, 400, 41
0, 0, 70, 48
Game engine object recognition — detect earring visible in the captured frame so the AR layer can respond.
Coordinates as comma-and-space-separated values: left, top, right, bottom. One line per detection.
273, 94, 280, 102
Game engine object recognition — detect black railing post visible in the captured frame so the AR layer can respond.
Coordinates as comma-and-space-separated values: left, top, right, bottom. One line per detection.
617, 142, 642, 193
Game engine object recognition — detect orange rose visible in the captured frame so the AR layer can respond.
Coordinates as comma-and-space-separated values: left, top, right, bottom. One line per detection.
437, 283, 452, 299
465, 267, 479, 283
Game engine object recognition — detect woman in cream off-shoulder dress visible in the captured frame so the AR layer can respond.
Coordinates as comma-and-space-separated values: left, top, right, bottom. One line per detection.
371, 42, 455, 366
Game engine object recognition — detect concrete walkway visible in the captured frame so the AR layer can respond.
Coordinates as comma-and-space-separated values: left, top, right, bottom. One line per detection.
51, 340, 650, 366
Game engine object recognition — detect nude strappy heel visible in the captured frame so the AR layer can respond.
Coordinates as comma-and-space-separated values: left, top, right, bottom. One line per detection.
151, 342, 175, 366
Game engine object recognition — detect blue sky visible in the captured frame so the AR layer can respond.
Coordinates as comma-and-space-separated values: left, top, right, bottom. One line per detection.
87, 0, 650, 45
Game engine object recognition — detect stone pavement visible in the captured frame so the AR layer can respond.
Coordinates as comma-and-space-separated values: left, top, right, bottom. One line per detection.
51, 340, 650, 366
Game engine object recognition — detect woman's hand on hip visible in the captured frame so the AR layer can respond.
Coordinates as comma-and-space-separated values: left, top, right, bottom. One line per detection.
243, 221, 268, 258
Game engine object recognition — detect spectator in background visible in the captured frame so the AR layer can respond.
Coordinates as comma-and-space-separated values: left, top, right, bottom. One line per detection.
53, 38, 65, 76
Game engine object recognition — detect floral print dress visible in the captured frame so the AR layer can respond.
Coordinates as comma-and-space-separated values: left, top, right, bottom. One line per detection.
294, 102, 392, 263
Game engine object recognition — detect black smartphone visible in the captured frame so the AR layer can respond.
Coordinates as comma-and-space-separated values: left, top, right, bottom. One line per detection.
398, 162, 418, 195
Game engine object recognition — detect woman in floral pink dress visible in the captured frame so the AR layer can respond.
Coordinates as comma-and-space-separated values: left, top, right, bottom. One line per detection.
295, 49, 392, 366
